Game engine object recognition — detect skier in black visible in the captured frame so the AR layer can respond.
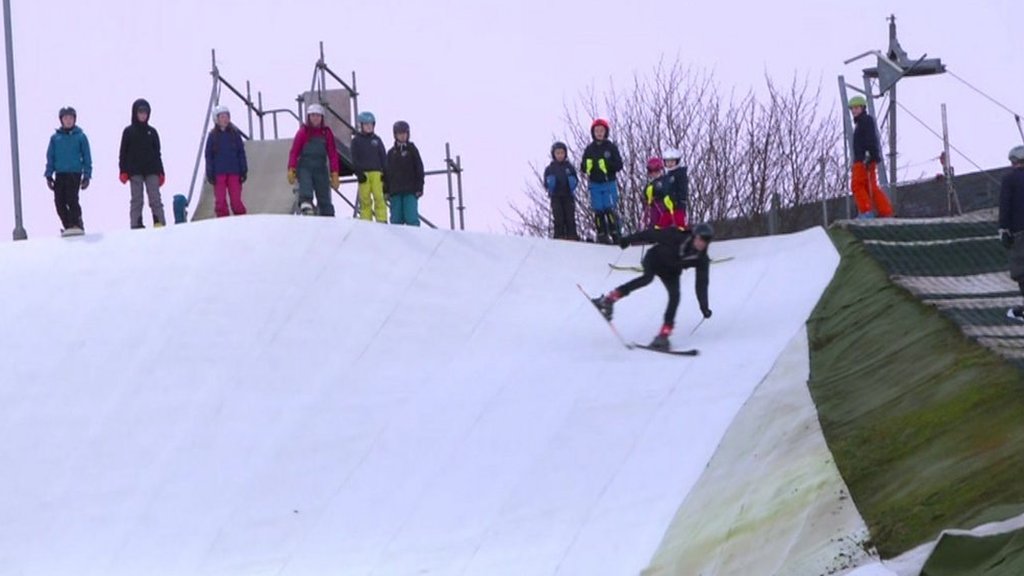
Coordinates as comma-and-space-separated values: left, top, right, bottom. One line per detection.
592, 223, 714, 350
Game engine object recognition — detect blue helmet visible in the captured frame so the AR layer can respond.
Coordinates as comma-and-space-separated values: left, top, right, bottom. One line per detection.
357, 111, 376, 125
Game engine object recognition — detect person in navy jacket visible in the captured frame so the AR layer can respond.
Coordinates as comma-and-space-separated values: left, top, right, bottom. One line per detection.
544, 141, 579, 240
205, 105, 248, 217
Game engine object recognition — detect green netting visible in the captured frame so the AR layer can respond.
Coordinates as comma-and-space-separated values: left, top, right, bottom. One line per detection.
862, 240, 1007, 277
920, 528, 1024, 576
807, 228, 1024, 558
848, 221, 996, 242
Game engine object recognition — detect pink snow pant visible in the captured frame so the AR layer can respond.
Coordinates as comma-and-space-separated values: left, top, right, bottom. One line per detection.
214, 174, 247, 217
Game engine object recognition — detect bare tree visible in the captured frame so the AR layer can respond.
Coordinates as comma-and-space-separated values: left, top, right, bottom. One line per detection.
507, 58, 848, 239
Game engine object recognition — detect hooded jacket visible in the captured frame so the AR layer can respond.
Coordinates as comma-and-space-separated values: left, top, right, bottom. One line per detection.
385, 140, 425, 195
119, 98, 164, 176
45, 125, 92, 179
351, 131, 388, 174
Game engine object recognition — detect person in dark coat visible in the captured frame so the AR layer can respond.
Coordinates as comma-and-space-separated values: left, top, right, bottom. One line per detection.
580, 118, 624, 243
204, 105, 248, 217
591, 223, 714, 350
544, 141, 579, 240
119, 98, 166, 228
848, 95, 894, 218
352, 111, 388, 222
385, 120, 425, 226
999, 145, 1024, 320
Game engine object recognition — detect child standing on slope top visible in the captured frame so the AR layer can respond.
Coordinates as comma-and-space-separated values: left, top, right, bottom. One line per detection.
287, 103, 340, 216
45, 106, 92, 236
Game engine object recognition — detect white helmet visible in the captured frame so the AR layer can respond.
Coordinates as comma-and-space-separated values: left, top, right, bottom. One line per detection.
663, 147, 683, 162
212, 105, 230, 119
307, 103, 325, 117
1010, 145, 1024, 163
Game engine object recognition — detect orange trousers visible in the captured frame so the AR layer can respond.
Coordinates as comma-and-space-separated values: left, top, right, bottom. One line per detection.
851, 161, 894, 217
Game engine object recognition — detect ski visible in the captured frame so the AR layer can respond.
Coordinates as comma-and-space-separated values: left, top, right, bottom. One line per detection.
632, 343, 699, 356
577, 283, 634, 349
608, 255, 734, 273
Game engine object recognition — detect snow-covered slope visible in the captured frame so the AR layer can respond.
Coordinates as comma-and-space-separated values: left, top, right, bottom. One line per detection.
0, 216, 838, 575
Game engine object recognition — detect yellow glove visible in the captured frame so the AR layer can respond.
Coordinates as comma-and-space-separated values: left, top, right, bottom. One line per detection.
287, 168, 297, 185
330, 172, 340, 189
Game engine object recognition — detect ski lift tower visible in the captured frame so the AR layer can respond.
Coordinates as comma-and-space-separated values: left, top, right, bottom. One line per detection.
842, 15, 946, 192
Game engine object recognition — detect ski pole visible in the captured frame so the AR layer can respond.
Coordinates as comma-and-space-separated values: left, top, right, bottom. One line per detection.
688, 317, 705, 336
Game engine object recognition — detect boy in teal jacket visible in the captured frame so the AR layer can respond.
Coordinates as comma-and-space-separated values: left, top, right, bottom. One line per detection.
45, 106, 92, 235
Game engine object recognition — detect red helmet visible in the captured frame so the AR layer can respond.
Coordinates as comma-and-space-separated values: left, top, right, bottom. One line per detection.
646, 157, 665, 173
591, 118, 610, 131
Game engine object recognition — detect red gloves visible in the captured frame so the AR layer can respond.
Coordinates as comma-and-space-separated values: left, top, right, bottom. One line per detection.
119, 172, 129, 184
159, 174, 166, 187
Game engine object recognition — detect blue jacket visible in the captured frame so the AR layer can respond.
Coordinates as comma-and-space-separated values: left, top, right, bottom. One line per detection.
205, 124, 248, 179
45, 126, 92, 179
999, 167, 1024, 233
852, 112, 881, 163
544, 160, 578, 196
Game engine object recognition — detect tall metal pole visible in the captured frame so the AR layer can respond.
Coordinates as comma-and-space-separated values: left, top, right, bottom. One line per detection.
838, 76, 854, 219
4, 0, 26, 240
941, 103, 962, 215
888, 82, 898, 189
445, 143, 455, 230
455, 154, 465, 230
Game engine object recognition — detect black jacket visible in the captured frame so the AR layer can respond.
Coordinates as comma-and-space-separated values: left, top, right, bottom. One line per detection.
119, 98, 164, 176
999, 167, 1024, 233
581, 139, 623, 183
664, 166, 689, 206
385, 141, 425, 194
852, 112, 881, 164
623, 227, 710, 311
351, 131, 387, 174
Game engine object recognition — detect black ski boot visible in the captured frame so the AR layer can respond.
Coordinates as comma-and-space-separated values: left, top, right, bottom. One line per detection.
591, 294, 615, 321
649, 325, 672, 351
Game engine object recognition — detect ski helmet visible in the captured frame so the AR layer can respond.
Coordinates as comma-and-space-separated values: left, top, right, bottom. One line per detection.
646, 157, 665, 173
1009, 145, 1024, 164
848, 95, 867, 109
551, 141, 568, 158
306, 103, 325, 117
663, 147, 683, 162
692, 222, 715, 241
393, 120, 410, 136
591, 118, 610, 133
212, 105, 230, 119
357, 111, 376, 125
58, 106, 77, 120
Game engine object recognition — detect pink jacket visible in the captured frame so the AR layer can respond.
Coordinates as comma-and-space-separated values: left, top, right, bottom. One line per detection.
287, 124, 340, 173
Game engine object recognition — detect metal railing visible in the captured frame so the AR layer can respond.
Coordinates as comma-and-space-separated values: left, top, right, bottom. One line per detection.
188, 45, 468, 230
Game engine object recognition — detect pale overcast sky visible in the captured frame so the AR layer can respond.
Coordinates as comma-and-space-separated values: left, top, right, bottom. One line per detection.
0, 0, 1020, 239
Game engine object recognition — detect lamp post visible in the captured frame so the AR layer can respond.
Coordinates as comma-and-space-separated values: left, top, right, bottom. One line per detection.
4, 0, 26, 240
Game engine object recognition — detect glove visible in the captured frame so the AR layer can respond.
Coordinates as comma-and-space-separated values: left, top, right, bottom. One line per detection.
416, 190, 423, 199
159, 174, 166, 187
46, 177, 55, 191
330, 172, 340, 189
240, 173, 247, 184
206, 174, 215, 186
356, 172, 367, 184
287, 168, 297, 185
119, 172, 129, 184
701, 307, 713, 319
1001, 229, 1014, 249
80, 177, 90, 191
619, 237, 630, 249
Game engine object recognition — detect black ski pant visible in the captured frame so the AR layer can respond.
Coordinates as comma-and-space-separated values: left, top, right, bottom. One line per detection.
551, 195, 577, 240
615, 252, 681, 329
53, 173, 83, 229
